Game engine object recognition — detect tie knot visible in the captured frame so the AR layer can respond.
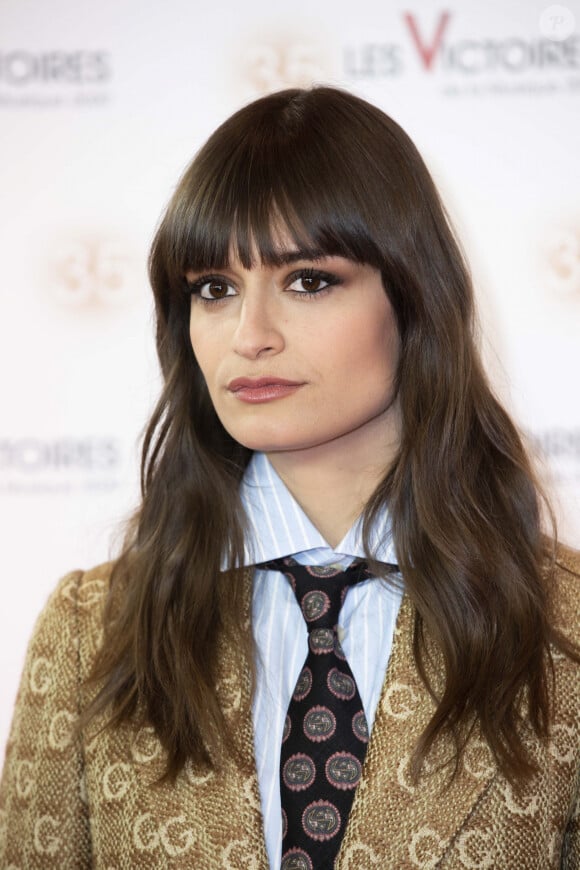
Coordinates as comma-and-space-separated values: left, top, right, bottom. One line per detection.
261, 558, 371, 630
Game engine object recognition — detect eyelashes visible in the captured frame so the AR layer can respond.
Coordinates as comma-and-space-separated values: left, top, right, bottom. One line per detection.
286, 268, 341, 296
186, 275, 235, 302
185, 267, 342, 305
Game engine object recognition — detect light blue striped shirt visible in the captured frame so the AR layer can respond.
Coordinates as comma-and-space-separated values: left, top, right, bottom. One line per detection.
239, 452, 403, 868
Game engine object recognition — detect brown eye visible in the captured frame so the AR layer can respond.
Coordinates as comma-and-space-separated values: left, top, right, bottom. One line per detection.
206, 280, 230, 299
288, 270, 334, 294
300, 276, 322, 292
190, 277, 236, 301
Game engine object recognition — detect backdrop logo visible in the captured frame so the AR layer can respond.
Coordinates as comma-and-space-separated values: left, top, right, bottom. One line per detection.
243, 43, 329, 92
46, 233, 140, 310
542, 224, 580, 300
0, 437, 122, 493
0, 50, 112, 107
403, 11, 451, 71
539, 5, 577, 41
529, 428, 580, 481
235, 30, 336, 98
344, 9, 580, 93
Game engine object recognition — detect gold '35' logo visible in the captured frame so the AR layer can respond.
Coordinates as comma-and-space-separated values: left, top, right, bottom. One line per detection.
238, 37, 336, 97
49, 235, 138, 308
544, 226, 580, 299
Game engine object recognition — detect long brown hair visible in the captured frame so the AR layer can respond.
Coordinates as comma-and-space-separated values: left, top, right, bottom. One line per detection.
85, 86, 577, 783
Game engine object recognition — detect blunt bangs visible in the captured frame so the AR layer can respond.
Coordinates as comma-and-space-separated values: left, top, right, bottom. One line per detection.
158, 88, 421, 291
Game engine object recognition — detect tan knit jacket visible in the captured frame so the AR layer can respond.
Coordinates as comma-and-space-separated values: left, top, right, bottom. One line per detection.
1, 548, 579, 868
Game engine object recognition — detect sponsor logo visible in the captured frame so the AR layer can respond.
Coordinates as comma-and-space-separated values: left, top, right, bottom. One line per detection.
242, 42, 329, 93
0, 50, 112, 108
343, 10, 580, 96
542, 224, 580, 300
539, 5, 577, 41
530, 428, 580, 480
234, 12, 580, 98
0, 437, 123, 493
46, 234, 139, 309
0, 51, 111, 85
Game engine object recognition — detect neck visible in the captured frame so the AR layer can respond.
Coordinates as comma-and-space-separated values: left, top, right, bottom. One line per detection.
266, 420, 399, 548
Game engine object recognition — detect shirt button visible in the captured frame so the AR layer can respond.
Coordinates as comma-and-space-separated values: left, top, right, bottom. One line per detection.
337, 626, 346, 643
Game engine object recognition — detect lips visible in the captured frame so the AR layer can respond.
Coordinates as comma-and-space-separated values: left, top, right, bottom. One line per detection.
227, 376, 304, 404
228, 377, 303, 391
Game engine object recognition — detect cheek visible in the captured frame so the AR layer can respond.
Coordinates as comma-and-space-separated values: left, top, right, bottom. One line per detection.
382, 318, 401, 373
189, 323, 213, 380
347, 309, 399, 381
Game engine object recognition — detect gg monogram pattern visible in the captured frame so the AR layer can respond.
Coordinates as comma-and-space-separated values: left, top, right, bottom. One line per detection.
262, 558, 376, 869
0, 548, 579, 868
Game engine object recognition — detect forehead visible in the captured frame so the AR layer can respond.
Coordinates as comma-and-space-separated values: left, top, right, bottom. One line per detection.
222, 222, 329, 270
173, 189, 384, 279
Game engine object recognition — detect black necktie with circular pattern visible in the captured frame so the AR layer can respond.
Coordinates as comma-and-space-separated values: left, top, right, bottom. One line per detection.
261, 557, 375, 870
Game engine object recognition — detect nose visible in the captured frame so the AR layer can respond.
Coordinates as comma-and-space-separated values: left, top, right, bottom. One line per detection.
232, 290, 285, 360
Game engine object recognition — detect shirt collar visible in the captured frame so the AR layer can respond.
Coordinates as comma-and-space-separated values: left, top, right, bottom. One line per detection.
238, 451, 397, 567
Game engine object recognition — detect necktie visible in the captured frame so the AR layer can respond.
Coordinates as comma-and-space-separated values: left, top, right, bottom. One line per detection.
261, 557, 374, 870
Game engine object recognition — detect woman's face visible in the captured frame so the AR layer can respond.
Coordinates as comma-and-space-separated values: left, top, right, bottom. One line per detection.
187, 245, 401, 463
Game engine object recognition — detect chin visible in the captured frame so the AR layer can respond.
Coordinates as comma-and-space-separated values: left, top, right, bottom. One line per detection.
221, 420, 300, 453
225, 430, 307, 455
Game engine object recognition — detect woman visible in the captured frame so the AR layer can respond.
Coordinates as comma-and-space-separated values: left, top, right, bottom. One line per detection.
1, 86, 578, 869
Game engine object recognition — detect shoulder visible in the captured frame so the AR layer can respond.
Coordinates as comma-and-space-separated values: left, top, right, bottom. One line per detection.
60, 560, 116, 616
3, 562, 117, 766
554, 540, 580, 577
35, 561, 115, 626
25, 562, 116, 681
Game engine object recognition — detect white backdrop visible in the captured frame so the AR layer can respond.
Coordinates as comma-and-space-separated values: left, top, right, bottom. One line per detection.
1, 0, 579, 760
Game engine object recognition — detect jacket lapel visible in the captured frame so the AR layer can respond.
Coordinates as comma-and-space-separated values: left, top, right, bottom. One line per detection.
338, 594, 498, 868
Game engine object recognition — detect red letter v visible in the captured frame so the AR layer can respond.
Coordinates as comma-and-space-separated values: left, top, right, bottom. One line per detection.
403, 11, 451, 70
